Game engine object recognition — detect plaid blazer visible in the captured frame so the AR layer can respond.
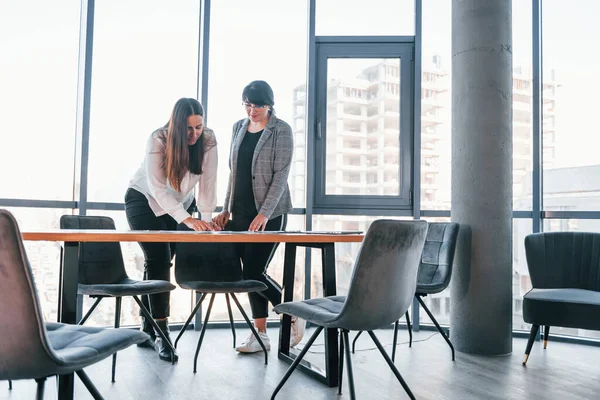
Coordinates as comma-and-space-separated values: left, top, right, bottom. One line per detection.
223, 112, 293, 219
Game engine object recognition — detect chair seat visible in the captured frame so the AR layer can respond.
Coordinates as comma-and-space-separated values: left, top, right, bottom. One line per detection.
523, 288, 600, 331
78, 278, 176, 297
45, 322, 149, 375
178, 280, 267, 293
273, 296, 346, 327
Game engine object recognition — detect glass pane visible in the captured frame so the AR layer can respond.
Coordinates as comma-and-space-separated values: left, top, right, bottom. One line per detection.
0, 1, 79, 200
513, 1, 533, 211
208, 0, 308, 208
6, 207, 74, 322
542, 0, 600, 211
316, 0, 414, 36
421, 0, 451, 210
513, 219, 533, 332
87, 0, 200, 203
325, 58, 401, 196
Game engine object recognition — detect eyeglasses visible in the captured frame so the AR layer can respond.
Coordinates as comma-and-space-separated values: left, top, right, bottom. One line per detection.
242, 102, 268, 110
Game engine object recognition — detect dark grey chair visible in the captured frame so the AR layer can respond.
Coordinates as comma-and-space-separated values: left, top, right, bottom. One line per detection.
352, 222, 459, 361
59, 215, 178, 380
173, 223, 270, 371
271, 219, 428, 400
522, 231, 600, 365
0, 209, 149, 399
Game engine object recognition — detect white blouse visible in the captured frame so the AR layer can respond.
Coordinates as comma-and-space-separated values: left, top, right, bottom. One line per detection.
128, 127, 218, 223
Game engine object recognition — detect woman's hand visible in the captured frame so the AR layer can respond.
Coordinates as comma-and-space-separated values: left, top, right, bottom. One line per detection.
212, 211, 231, 230
249, 214, 268, 231
183, 216, 215, 231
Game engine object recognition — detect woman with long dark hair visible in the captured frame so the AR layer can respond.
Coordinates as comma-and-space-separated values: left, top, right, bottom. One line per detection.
125, 97, 218, 361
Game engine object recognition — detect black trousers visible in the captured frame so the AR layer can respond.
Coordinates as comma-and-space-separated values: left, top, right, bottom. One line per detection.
226, 214, 287, 319
124, 188, 196, 319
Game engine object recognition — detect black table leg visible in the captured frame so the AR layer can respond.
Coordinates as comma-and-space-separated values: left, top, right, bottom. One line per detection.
278, 244, 296, 357
57, 241, 79, 400
321, 243, 339, 387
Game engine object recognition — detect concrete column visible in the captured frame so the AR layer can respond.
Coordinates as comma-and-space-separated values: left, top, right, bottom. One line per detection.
450, 0, 513, 355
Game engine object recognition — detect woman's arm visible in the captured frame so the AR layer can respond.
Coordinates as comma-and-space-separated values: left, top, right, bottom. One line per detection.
145, 134, 191, 224
197, 144, 218, 222
258, 121, 294, 219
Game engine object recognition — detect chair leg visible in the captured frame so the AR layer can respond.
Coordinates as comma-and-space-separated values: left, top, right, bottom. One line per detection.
351, 330, 363, 354
174, 293, 207, 348
417, 296, 455, 361
132, 295, 177, 364
194, 294, 216, 373
367, 331, 416, 400
391, 320, 399, 362
76, 370, 104, 400
111, 296, 122, 383
230, 293, 268, 365
342, 330, 356, 400
523, 324, 540, 366
338, 329, 344, 395
35, 378, 45, 400
405, 310, 412, 348
225, 293, 236, 348
79, 297, 103, 325
543, 325, 550, 349
8, 380, 12, 390
270, 326, 324, 400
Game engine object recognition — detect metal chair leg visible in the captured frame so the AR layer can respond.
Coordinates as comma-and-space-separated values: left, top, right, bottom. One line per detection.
194, 294, 216, 373
76, 370, 104, 400
338, 329, 344, 395
543, 325, 550, 349
417, 296, 455, 361
391, 320, 399, 362
405, 310, 412, 348
79, 297, 103, 325
230, 293, 268, 365
342, 330, 356, 400
174, 293, 207, 348
111, 296, 122, 383
225, 293, 236, 348
35, 378, 45, 400
132, 295, 177, 364
270, 326, 324, 400
523, 324, 540, 366
351, 330, 363, 354
368, 331, 415, 400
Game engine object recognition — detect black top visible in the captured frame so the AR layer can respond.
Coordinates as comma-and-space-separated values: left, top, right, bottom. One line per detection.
232, 129, 263, 218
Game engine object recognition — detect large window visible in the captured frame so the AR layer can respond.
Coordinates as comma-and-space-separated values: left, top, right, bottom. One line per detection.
542, 0, 600, 211
86, 0, 200, 203
0, 1, 80, 200
207, 0, 308, 209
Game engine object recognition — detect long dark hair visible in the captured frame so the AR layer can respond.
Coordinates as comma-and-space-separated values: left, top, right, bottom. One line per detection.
164, 98, 215, 191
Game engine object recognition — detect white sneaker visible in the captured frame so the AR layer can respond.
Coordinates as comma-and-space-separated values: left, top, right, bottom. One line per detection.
290, 316, 306, 348
236, 331, 271, 353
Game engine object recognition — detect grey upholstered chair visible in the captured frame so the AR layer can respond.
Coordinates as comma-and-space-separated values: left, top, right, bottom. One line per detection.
0, 209, 149, 399
59, 215, 178, 379
173, 223, 269, 371
352, 222, 459, 361
522, 231, 600, 365
271, 219, 428, 400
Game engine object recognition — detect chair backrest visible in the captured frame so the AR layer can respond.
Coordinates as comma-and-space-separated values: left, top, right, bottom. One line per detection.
59, 215, 128, 285
174, 223, 242, 284
0, 209, 63, 379
525, 231, 600, 291
336, 219, 428, 331
416, 222, 459, 294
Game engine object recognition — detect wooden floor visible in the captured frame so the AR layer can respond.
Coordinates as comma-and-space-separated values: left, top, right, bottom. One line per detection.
3, 327, 600, 399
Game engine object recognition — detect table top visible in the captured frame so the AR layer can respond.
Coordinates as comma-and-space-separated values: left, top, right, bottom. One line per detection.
21, 229, 365, 243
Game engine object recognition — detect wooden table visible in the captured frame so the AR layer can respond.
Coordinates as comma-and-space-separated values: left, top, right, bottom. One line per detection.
22, 230, 364, 399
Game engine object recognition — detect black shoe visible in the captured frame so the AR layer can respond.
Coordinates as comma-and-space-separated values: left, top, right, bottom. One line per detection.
137, 317, 157, 349
154, 319, 178, 362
